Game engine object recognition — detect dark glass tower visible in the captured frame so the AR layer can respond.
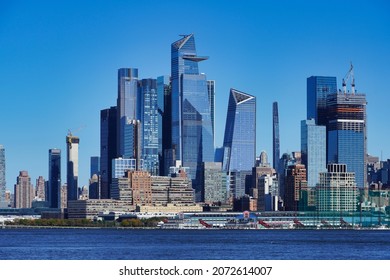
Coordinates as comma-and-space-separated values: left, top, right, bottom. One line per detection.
307, 76, 337, 125
171, 34, 214, 197
223, 88, 256, 172
100, 106, 117, 199
272, 102, 280, 170
48, 149, 61, 208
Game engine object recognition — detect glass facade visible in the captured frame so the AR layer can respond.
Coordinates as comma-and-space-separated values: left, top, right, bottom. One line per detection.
90, 156, 100, 178
272, 102, 280, 170
223, 88, 256, 172
48, 149, 61, 208
301, 119, 327, 188
327, 93, 367, 188
207, 80, 216, 148
0, 145, 6, 207
307, 76, 337, 125
139, 79, 159, 175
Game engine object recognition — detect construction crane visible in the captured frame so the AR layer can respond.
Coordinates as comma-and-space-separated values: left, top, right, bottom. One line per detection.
342, 62, 355, 94
67, 125, 85, 149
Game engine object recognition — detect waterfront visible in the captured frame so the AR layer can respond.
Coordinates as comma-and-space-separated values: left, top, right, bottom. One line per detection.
0, 228, 389, 260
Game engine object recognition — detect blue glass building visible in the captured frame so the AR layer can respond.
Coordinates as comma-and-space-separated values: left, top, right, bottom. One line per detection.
90, 156, 100, 178
301, 119, 327, 188
307, 76, 337, 125
223, 88, 256, 173
171, 34, 214, 196
48, 149, 61, 208
327, 93, 367, 188
272, 102, 280, 170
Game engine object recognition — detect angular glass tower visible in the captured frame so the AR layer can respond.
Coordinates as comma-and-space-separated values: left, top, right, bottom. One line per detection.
223, 88, 256, 172
327, 92, 367, 188
48, 149, 61, 208
171, 34, 214, 195
301, 119, 327, 188
307, 76, 337, 125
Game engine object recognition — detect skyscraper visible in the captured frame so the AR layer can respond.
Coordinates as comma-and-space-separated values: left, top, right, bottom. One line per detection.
0, 145, 6, 208
100, 106, 117, 199
223, 88, 256, 172
171, 34, 214, 196
301, 119, 327, 188
90, 156, 100, 178
307, 76, 337, 125
284, 164, 307, 211
207, 80, 216, 147
35, 176, 45, 201
14, 171, 34, 208
138, 78, 159, 175
66, 133, 79, 201
123, 119, 142, 170
117, 68, 139, 157
327, 92, 367, 188
272, 102, 280, 170
48, 149, 61, 208
201, 162, 227, 204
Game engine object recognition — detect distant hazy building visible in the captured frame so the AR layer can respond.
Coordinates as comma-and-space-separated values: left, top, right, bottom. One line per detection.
14, 171, 34, 208
48, 149, 61, 208
90, 156, 100, 177
301, 119, 327, 188
201, 162, 227, 204
60, 184, 67, 209
100, 106, 117, 199
317, 164, 358, 212
284, 164, 307, 211
88, 174, 100, 199
0, 145, 6, 207
66, 133, 79, 202
35, 176, 45, 201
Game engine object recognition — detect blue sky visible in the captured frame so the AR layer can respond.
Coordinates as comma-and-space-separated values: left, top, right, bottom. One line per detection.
1, 0, 389, 191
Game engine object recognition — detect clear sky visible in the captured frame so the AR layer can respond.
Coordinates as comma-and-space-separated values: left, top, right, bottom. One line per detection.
1, 0, 389, 192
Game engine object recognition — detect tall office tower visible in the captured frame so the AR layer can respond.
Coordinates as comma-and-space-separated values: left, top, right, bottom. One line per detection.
316, 164, 358, 212
100, 106, 117, 199
66, 133, 79, 202
207, 80, 216, 147
138, 78, 159, 175
35, 176, 45, 201
171, 34, 214, 197
157, 75, 171, 175
48, 149, 61, 208
0, 145, 6, 207
14, 171, 34, 208
307, 76, 337, 125
301, 119, 327, 188
201, 162, 227, 204
272, 102, 280, 170
257, 173, 279, 211
89, 174, 100, 199
123, 119, 142, 170
223, 88, 256, 172
117, 68, 139, 157
284, 164, 307, 211
90, 156, 100, 177
327, 92, 367, 188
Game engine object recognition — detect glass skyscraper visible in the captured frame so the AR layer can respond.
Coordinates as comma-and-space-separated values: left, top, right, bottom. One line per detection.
48, 149, 61, 208
272, 102, 280, 170
138, 78, 159, 175
171, 34, 214, 196
301, 119, 327, 188
0, 145, 6, 207
327, 92, 367, 188
207, 80, 216, 148
223, 88, 256, 173
307, 76, 337, 125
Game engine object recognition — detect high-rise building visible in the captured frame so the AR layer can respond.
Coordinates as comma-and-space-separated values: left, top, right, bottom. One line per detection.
257, 173, 279, 211
201, 162, 227, 204
89, 174, 100, 199
284, 164, 307, 211
117, 68, 139, 157
272, 102, 280, 170
0, 145, 6, 208
307, 76, 337, 125
48, 148, 61, 208
223, 88, 256, 172
66, 133, 79, 202
14, 171, 34, 208
90, 156, 100, 178
170, 34, 214, 197
123, 119, 142, 168
301, 119, 327, 188
207, 80, 216, 147
327, 92, 367, 188
138, 78, 159, 175
100, 106, 117, 199
157, 75, 171, 175
316, 164, 358, 212
35, 176, 45, 201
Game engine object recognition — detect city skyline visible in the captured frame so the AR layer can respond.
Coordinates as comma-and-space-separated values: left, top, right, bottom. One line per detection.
1, 0, 390, 191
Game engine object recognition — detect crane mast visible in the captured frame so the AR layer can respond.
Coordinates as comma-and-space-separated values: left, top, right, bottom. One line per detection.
342, 62, 355, 94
